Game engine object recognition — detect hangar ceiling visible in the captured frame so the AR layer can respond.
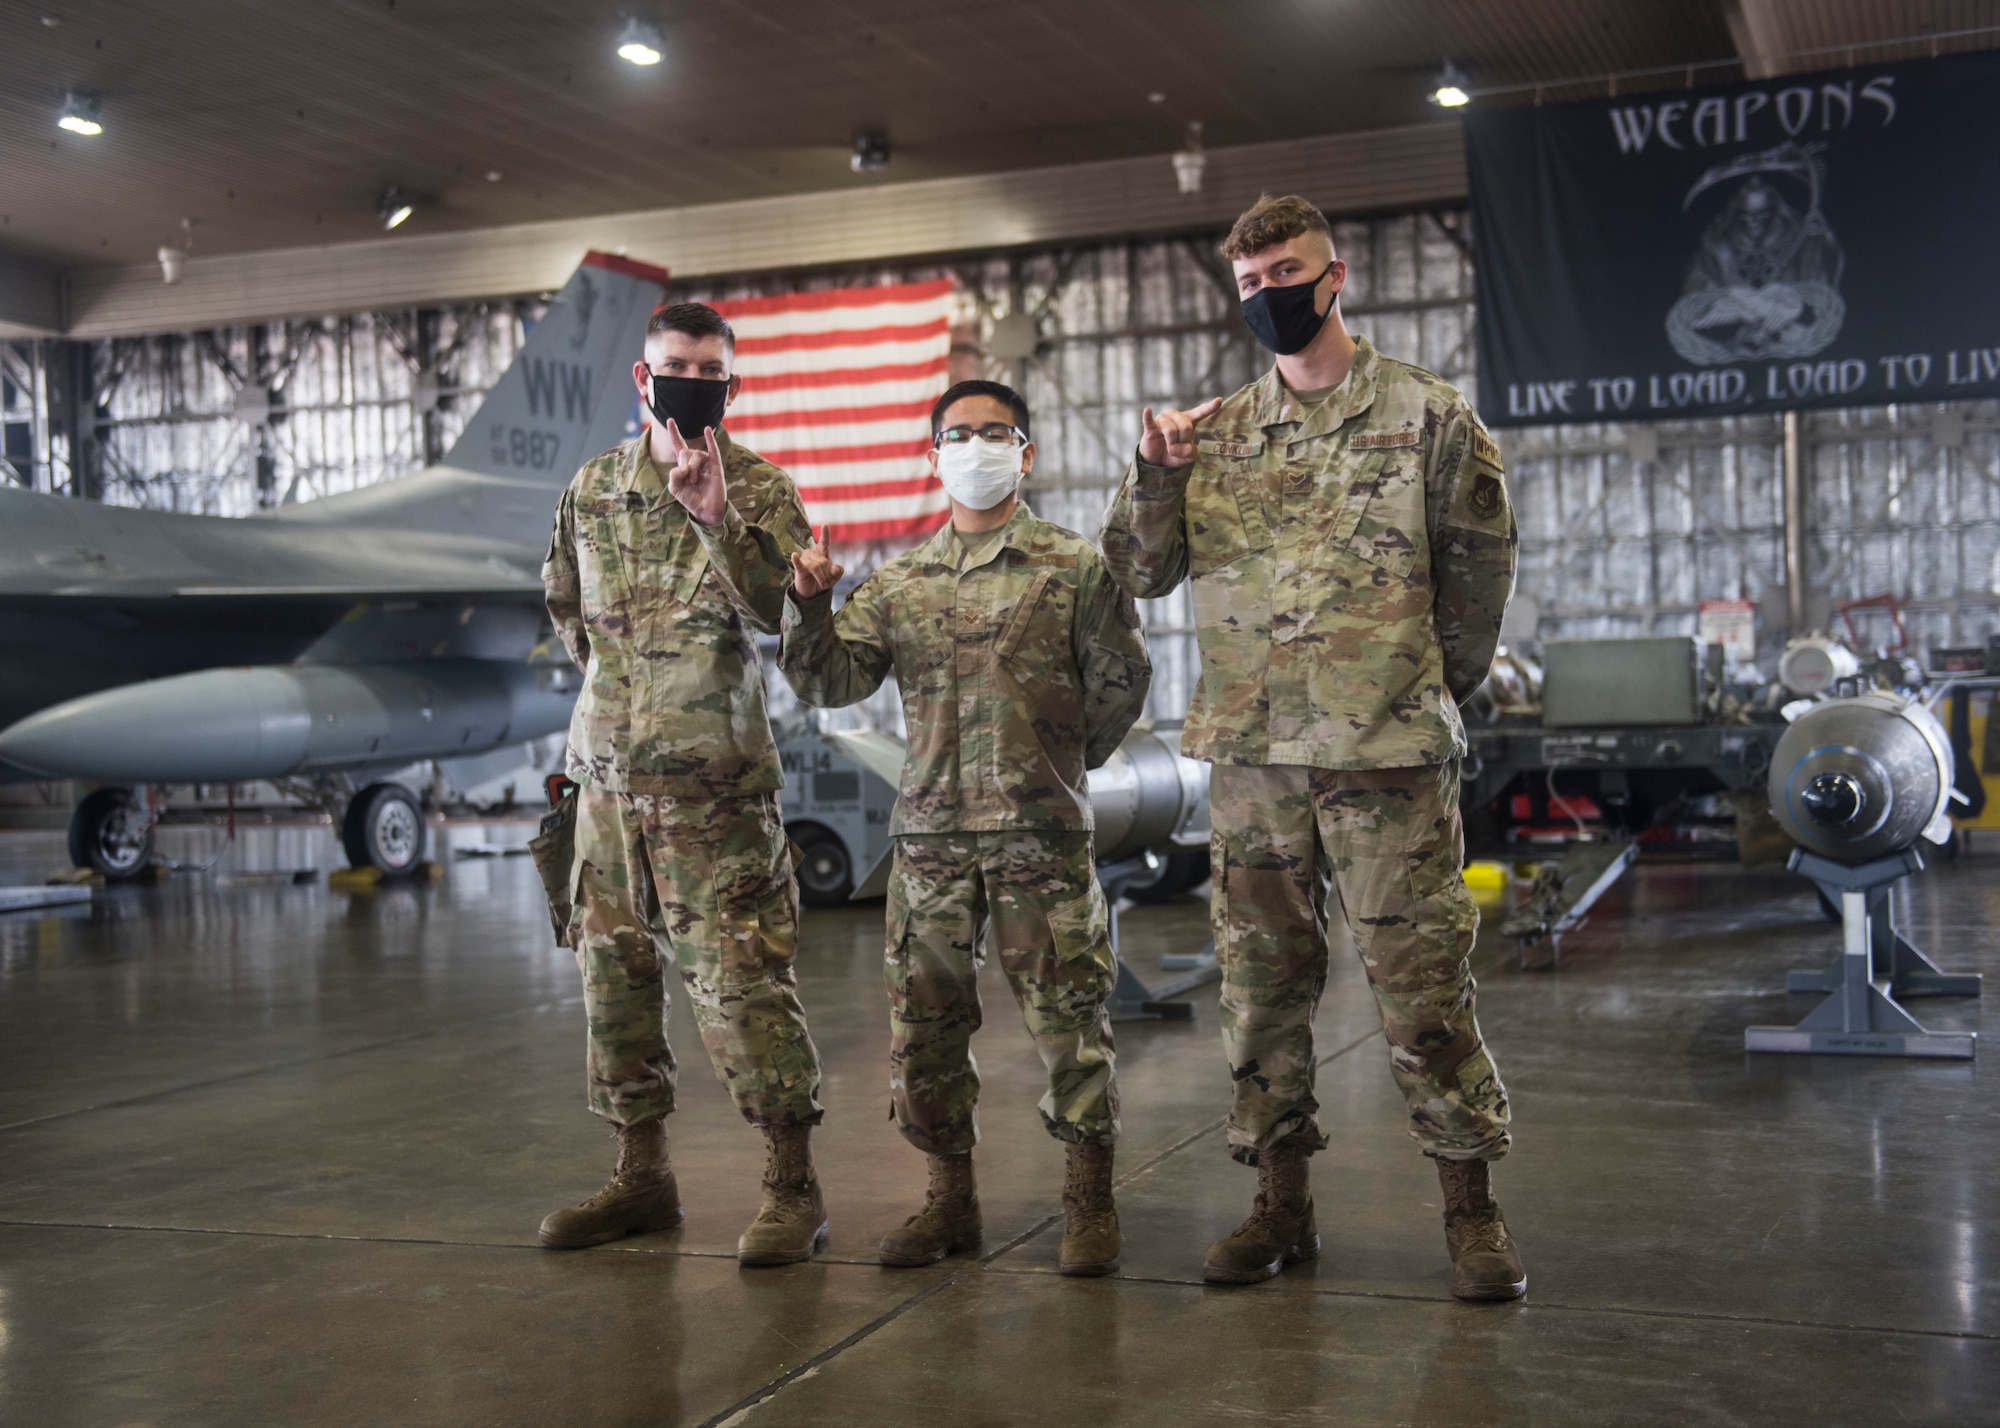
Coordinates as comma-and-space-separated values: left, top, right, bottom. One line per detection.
3, 0, 1749, 269
4, 0, 1997, 286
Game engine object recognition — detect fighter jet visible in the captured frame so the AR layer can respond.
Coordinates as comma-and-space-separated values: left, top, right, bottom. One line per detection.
0, 251, 667, 878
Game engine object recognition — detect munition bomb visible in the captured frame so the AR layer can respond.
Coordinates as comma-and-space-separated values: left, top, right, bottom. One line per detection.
1767, 691, 1956, 863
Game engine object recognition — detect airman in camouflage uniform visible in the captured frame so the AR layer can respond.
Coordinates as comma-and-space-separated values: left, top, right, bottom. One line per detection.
751, 380, 1151, 1276
538, 302, 829, 1267
1100, 195, 1526, 1300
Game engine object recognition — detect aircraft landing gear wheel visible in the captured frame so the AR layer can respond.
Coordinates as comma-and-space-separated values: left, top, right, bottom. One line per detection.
789, 823, 854, 908
69, 787, 155, 881
342, 782, 426, 877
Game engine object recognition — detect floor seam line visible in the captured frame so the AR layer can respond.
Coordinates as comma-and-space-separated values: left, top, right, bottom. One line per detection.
976, 1209, 1065, 1264
1318, 1026, 1385, 1065
969, 1118, 1233, 1267
0, 996, 583, 1135
1110, 1117, 1229, 1186
0, 1219, 963, 1270
970, 1028, 1380, 1266
965, 1264, 2000, 1342
11, 1217, 1992, 1345
693, 1275, 961, 1428
0, 1219, 569, 1250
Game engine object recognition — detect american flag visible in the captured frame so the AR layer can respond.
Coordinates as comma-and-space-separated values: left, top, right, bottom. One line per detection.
712, 279, 955, 542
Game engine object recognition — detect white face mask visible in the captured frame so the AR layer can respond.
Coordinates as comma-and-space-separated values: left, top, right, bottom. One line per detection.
934, 438, 1024, 511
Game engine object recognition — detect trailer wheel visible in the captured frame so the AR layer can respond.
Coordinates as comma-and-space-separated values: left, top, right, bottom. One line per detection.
789, 823, 854, 908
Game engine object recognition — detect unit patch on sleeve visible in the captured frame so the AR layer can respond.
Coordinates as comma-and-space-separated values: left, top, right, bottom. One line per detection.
1469, 471, 1504, 518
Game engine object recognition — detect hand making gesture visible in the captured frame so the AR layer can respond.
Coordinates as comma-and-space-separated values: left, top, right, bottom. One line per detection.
663, 418, 729, 526
790, 525, 843, 600
1138, 397, 1224, 468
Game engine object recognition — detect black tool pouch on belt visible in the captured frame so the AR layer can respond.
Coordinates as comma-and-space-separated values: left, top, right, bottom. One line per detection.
528, 779, 579, 946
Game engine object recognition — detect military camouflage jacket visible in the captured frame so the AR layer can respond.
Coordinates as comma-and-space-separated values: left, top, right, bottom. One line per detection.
772, 502, 1152, 835
1099, 337, 1516, 771
542, 431, 813, 797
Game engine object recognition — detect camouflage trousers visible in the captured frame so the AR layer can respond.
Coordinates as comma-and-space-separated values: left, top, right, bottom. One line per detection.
886, 830, 1119, 1155
1209, 761, 1510, 1165
568, 782, 824, 1128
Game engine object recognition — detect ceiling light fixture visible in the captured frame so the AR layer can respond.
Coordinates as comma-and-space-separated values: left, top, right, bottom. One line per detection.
1428, 61, 1472, 108
616, 16, 664, 65
1172, 120, 1205, 195
57, 91, 102, 136
850, 133, 889, 174
379, 185, 414, 230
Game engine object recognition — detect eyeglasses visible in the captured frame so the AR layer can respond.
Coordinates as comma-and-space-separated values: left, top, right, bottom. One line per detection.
934, 423, 1027, 448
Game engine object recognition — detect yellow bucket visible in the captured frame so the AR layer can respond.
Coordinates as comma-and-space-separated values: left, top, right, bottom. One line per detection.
1462, 860, 1509, 893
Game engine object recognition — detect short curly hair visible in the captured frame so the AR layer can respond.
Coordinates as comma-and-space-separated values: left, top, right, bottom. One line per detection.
1220, 194, 1332, 261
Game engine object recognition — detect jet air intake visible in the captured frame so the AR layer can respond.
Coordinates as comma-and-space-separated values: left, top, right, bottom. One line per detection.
0, 660, 573, 784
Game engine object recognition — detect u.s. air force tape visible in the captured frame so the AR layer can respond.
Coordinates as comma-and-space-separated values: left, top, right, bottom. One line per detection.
1350, 428, 1420, 450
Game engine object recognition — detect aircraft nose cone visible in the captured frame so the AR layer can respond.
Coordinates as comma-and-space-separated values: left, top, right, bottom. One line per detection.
0, 668, 312, 782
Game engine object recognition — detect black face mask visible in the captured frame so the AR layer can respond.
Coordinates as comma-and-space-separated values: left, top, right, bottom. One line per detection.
647, 374, 730, 438
1240, 261, 1337, 355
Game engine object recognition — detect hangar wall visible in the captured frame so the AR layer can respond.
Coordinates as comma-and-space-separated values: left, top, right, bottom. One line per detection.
7, 207, 1998, 731
3, 306, 535, 512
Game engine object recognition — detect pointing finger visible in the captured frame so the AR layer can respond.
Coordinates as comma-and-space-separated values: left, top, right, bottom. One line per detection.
1189, 396, 1224, 421
704, 426, 723, 465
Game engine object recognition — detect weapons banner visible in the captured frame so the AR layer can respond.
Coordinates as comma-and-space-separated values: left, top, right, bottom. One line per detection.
1465, 50, 2000, 426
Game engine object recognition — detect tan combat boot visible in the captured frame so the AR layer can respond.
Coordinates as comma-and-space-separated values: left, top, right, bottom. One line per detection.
1058, 1142, 1121, 1277
538, 1116, 683, 1249
879, 1152, 982, 1267
1436, 1157, 1526, 1301
1201, 1138, 1318, 1285
737, 1123, 829, 1266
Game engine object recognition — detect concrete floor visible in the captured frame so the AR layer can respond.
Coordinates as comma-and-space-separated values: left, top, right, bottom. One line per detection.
1, 821, 1996, 1426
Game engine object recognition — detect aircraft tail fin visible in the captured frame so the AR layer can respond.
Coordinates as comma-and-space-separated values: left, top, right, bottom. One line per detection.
443, 252, 668, 481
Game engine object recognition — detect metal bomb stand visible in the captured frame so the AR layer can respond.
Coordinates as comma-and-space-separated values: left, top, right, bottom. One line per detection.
1746, 690, 1980, 1058
1089, 727, 1220, 1022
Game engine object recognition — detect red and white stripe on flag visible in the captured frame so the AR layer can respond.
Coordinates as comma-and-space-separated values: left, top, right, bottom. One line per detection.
712, 279, 954, 542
